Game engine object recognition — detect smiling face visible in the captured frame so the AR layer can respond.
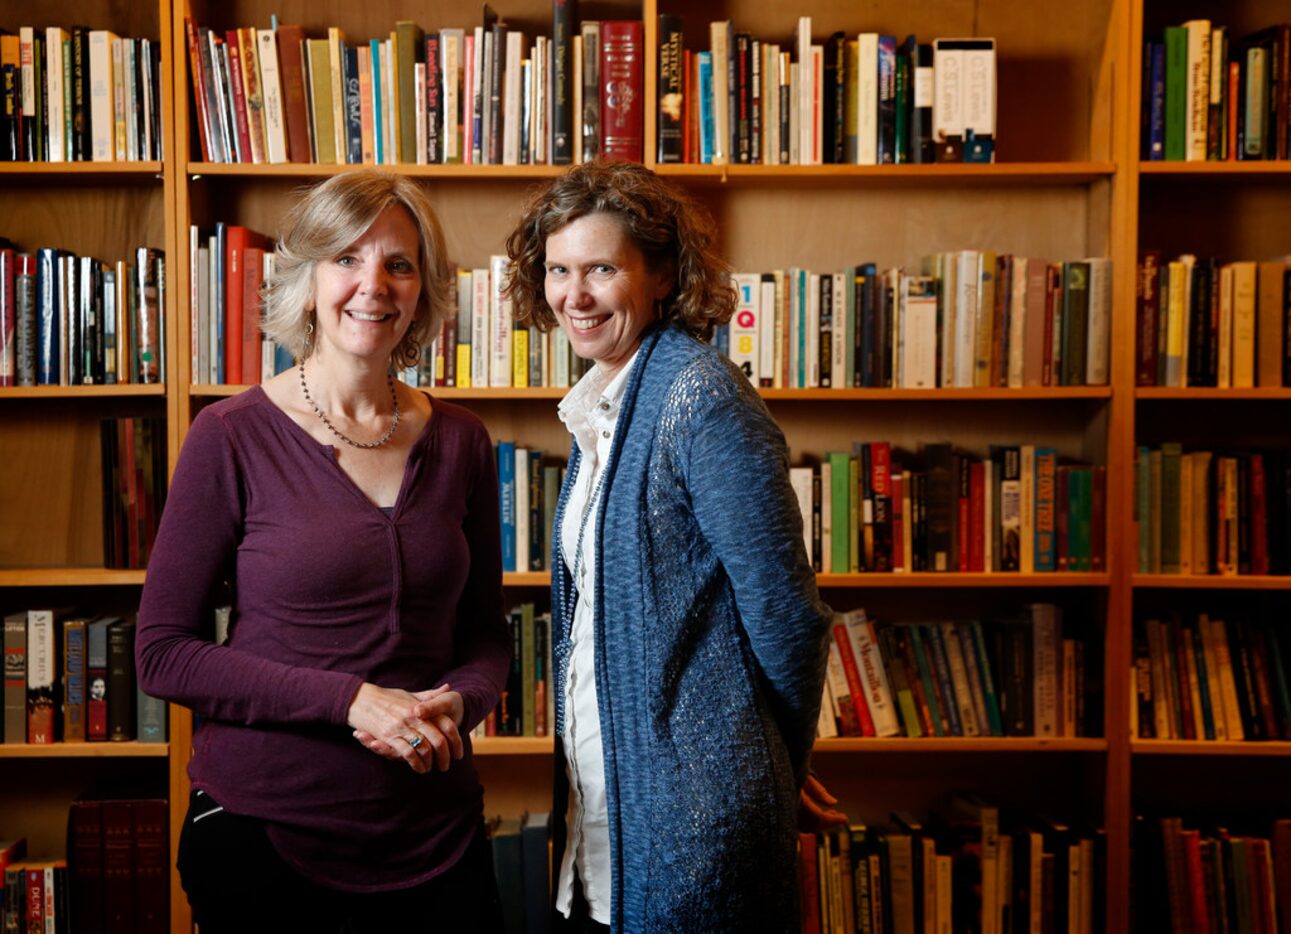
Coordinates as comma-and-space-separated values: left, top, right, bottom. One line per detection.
309, 204, 423, 366
542, 212, 673, 379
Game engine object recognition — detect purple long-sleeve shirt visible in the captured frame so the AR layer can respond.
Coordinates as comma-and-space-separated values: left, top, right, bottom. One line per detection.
136, 387, 510, 891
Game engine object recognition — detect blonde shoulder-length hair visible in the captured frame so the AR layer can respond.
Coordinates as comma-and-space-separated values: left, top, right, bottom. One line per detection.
261, 170, 453, 368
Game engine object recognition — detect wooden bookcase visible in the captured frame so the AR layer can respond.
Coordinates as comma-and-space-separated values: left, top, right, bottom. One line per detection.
5, 0, 1288, 929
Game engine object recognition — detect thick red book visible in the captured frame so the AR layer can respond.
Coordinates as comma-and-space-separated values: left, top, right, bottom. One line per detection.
969, 460, 985, 573
1250, 453, 1269, 575
274, 25, 312, 163
102, 800, 135, 934
69, 800, 104, 934
832, 623, 875, 737
241, 245, 268, 385
184, 18, 213, 161
599, 21, 643, 162
132, 800, 168, 934
957, 456, 970, 572
798, 833, 821, 934
224, 227, 270, 387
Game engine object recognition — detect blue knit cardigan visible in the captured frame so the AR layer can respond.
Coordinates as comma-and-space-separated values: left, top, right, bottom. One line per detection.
550, 323, 832, 933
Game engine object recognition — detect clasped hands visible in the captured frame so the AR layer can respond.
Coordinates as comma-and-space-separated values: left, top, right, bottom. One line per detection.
347, 682, 465, 774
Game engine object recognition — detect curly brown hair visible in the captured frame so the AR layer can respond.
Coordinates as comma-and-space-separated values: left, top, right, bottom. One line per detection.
505, 162, 735, 341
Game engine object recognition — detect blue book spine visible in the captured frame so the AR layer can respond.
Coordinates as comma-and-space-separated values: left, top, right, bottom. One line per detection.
877, 36, 897, 164
796, 269, 807, 388
273, 342, 294, 376
924, 623, 963, 736
698, 52, 714, 164
35, 248, 60, 384
498, 441, 516, 572
1147, 42, 1166, 160
370, 40, 384, 164
1190, 623, 1216, 741
344, 47, 362, 165
1034, 447, 1058, 571
714, 323, 729, 355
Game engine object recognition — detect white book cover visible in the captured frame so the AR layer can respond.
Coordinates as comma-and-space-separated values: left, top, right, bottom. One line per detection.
46, 29, 67, 161
441, 30, 463, 162
384, 39, 398, 165
553, 325, 570, 388
1084, 257, 1111, 385
901, 274, 938, 389
796, 17, 812, 164
1230, 260, 1257, 388
472, 27, 486, 162
189, 226, 201, 377
843, 611, 900, 737
88, 31, 117, 161
123, 40, 138, 162
1183, 20, 1211, 161
788, 60, 800, 165
207, 234, 219, 382
953, 250, 978, 387
471, 268, 491, 387
488, 256, 512, 386
788, 268, 801, 388
758, 275, 776, 385
962, 41, 996, 140
1007, 257, 1028, 388
730, 273, 760, 384
857, 34, 878, 165
19, 28, 35, 125
502, 31, 523, 165
710, 22, 730, 165
515, 448, 530, 570
141, 39, 156, 159
789, 466, 813, 561
932, 43, 963, 144
811, 46, 823, 165
258, 30, 288, 163
816, 679, 839, 739
831, 272, 846, 388
764, 43, 780, 164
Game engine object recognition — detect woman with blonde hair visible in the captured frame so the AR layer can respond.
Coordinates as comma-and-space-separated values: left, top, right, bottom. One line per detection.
138, 170, 508, 932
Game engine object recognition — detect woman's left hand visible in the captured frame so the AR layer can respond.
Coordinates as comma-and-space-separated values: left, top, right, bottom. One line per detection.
353, 685, 466, 773
798, 773, 848, 832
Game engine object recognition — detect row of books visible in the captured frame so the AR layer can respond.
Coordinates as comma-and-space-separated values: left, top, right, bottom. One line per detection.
496, 443, 563, 574
1135, 252, 1291, 388
719, 256, 1111, 392
1142, 21, 1291, 162
0, 27, 163, 163
820, 606, 1087, 741
185, 15, 643, 167
1135, 816, 1291, 934
791, 443, 1105, 576
1133, 445, 1291, 576
0, 245, 165, 387
188, 223, 279, 386
801, 799, 1103, 934
1, 612, 164, 746
100, 417, 167, 571
489, 811, 551, 934
659, 18, 995, 166
478, 603, 553, 739
1133, 614, 1291, 742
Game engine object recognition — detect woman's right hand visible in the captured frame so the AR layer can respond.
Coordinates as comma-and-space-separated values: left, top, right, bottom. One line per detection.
346, 683, 463, 774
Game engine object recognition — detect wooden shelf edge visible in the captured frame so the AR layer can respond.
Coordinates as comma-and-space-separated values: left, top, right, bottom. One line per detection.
505, 572, 1110, 587
0, 385, 167, 399
0, 569, 147, 587
814, 737, 1107, 752
1136, 387, 1291, 400
0, 742, 169, 758
1131, 740, 1291, 757
470, 737, 554, 755
1133, 574, 1291, 590
187, 162, 566, 179
1139, 161, 1291, 176
654, 161, 1116, 184
0, 161, 163, 176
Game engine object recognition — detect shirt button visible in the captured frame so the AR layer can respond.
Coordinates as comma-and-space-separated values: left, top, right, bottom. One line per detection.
598, 401, 610, 411
601, 430, 610, 439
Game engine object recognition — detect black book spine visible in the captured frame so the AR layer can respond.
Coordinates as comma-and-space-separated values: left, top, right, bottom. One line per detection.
912, 42, 934, 163
344, 47, 362, 165
551, 0, 574, 163
656, 15, 683, 163
750, 38, 762, 164
488, 25, 506, 165
818, 273, 832, 388
106, 620, 137, 741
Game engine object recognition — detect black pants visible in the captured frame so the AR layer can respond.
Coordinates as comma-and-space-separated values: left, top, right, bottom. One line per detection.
177, 790, 504, 933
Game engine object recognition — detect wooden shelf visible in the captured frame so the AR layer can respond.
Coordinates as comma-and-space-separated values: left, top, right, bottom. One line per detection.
193, 384, 1110, 402
654, 161, 1116, 187
0, 742, 168, 759
1139, 161, 1291, 177
0, 568, 146, 587
188, 162, 566, 179
814, 737, 1107, 753
471, 736, 553, 755
1136, 387, 1291, 400
1133, 574, 1291, 590
0, 385, 167, 399
1131, 740, 1291, 757
506, 571, 1109, 587
0, 161, 163, 177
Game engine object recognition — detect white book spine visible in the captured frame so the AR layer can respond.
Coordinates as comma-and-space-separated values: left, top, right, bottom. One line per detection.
503, 31, 523, 165
710, 22, 729, 165
796, 18, 813, 164
488, 256, 512, 386
758, 277, 776, 385
932, 43, 963, 144
471, 268, 491, 387
789, 466, 813, 561
189, 226, 201, 378
831, 272, 846, 388
89, 31, 115, 161
515, 448, 530, 570
441, 31, 462, 162
123, 40, 138, 162
902, 277, 938, 389
19, 28, 36, 123
806, 273, 820, 388
1020, 445, 1035, 573
1084, 257, 1111, 385
46, 29, 66, 161
1231, 261, 1257, 388
258, 30, 288, 163
848, 614, 900, 737
1184, 20, 1211, 161
857, 34, 878, 165
1007, 257, 1027, 388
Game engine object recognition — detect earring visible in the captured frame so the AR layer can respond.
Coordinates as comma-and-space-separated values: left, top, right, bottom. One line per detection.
304, 319, 315, 352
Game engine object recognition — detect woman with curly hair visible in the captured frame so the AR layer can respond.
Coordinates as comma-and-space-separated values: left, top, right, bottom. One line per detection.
137, 170, 508, 931
506, 161, 834, 933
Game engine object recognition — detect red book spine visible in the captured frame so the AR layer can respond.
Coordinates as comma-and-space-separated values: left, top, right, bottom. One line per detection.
224, 227, 269, 386
599, 21, 644, 162
833, 625, 875, 737
969, 460, 985, 573
798, 833, 821, 934
1, 249, 14, 388
1250, 453, 1270, 575
891, 473, 905, 572
184, 18, 212, 161
275, 25, 312, 163
956, 457, 970, 572
681, 49, 693, 163
1172, 620, 1196, 740
1137, 251, 1161, 385
1226, 62, 1240, 161
1181, 830, 1211, 934
132, 800, 168, 934
101, 801, 134, 934
25, 866, 43, 932
223, 31, 252, 163
1055, 466, 1070, 572
241, 246, 265, 385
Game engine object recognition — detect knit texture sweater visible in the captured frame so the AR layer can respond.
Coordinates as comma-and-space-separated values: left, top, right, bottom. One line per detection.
550, 324, 832, 932
136, 388, 510, 891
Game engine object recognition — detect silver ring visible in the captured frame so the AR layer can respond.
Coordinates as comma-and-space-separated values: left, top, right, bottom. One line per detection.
407, 735, 423, 749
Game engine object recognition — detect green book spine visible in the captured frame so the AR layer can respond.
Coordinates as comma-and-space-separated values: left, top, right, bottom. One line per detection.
1136, 446, 1151, 572
1163, 27, 1188, 160
829, 451, 851, 575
